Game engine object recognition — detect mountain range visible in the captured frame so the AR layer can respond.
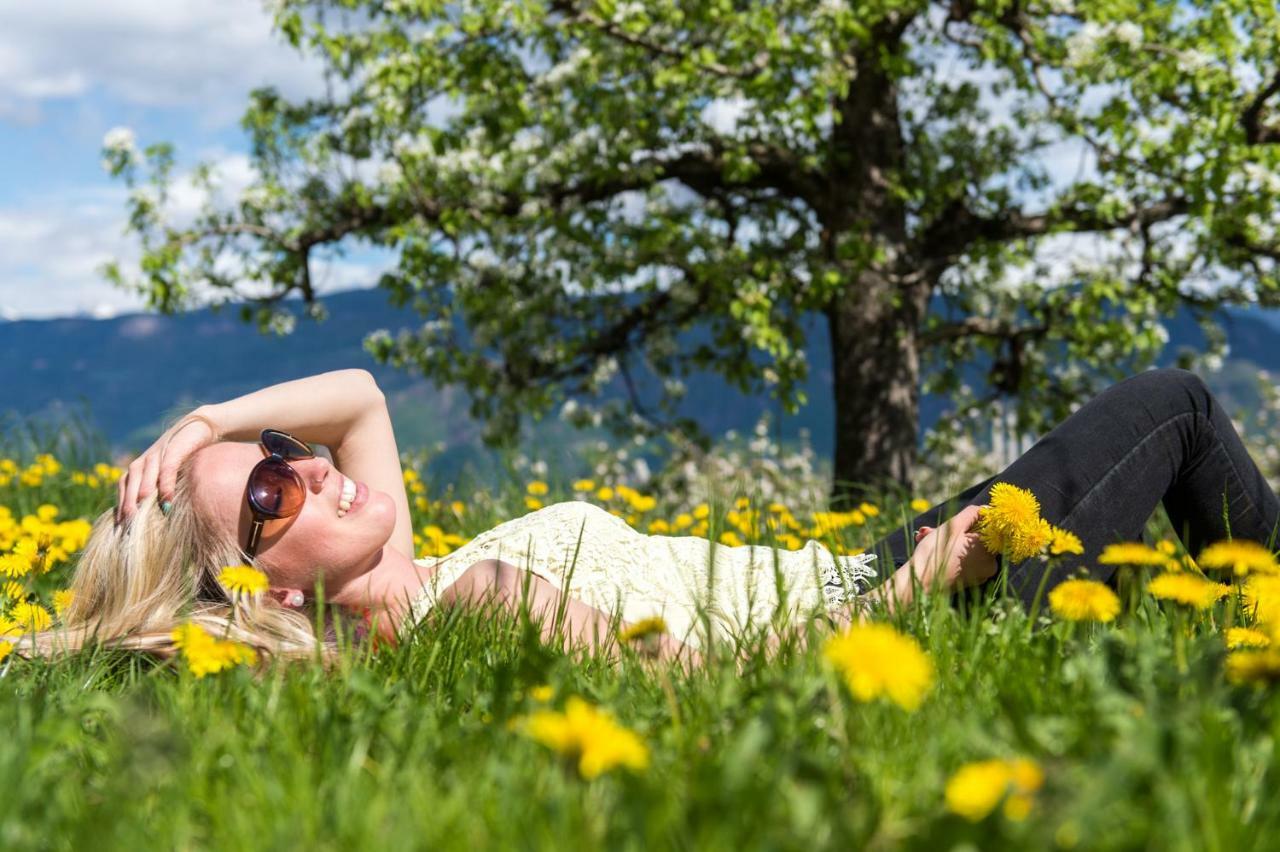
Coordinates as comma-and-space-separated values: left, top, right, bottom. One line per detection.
0, 287, 1275, 481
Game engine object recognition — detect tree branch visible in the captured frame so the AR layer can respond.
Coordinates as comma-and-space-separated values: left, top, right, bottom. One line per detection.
1243, 67, 1280, 145
919, 315, 1049, 345
546, 0, 769, 80
918, 195, 1190, 267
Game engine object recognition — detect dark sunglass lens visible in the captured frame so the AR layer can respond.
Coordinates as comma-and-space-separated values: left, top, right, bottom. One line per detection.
248, 459, 306, 516
262, 430, 313, 460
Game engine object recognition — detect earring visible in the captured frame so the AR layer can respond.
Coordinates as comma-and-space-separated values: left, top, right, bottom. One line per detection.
287, 591, 305, 608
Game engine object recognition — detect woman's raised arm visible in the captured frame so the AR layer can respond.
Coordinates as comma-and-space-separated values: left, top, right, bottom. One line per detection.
117, 370, 415, 559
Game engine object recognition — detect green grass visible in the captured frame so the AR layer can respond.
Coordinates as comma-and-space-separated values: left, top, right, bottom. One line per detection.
2, 429, 1279, 851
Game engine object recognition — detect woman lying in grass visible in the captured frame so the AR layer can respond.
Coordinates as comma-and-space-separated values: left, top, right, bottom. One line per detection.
20, 367, 1277, 666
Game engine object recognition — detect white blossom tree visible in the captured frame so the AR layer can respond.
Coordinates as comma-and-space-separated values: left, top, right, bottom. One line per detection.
104, 0, 1280, 500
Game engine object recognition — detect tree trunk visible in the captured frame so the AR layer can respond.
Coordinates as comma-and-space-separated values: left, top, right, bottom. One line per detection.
827, 271, 926, 503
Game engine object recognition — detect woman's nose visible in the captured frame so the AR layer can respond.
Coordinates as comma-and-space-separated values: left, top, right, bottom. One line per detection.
296, 456, 331, 492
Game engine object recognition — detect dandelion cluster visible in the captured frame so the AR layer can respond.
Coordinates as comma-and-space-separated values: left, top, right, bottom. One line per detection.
822, 623, 934, 712
218, 565, 269, 600
170, 623, 258, 678
0, 457, 109, 646
1146, 572, 1229, 610
1197, 540, 1280, 576
516, 696, 649, 778
618, 616, 668, 644
1048, 578, 1121, 623
945, 757, 1044, 822
976, 483, 1070, 562
1099, 542, 1174, 568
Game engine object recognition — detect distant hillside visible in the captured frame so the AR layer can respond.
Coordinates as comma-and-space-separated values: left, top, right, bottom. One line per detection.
0, 287, 1276, 480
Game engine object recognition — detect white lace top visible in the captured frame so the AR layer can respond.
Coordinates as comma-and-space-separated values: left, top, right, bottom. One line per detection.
408, 501, 877, 648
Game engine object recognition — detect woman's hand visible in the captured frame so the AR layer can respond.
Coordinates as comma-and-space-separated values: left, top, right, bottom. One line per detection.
908, 504, 998, 591
116, 413, 218, 527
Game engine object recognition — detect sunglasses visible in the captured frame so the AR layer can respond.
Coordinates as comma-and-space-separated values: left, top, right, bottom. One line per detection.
242, 428, 315, 560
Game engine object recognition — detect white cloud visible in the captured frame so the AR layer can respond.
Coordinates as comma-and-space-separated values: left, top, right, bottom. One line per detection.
0, 152, 390, 320
0, 0, 325, 126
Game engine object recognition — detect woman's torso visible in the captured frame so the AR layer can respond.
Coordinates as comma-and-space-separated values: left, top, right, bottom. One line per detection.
409, 501, 877, 648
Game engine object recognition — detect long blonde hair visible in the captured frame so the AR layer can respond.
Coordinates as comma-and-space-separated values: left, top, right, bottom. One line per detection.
14, 446, 335, 664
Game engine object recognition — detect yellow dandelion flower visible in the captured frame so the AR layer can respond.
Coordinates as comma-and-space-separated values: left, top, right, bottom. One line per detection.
451, 500, 465, 515
1147, 572, 1229, 610
909, 498, 931, 513
1243, 574, 1280, 628
596, 487, 615, 501
217, 565, 269, 598
525, 496, 544, 510
1098, 542, 1173, 567
693, 504, 710, 520
0, 553, 32, 578
1198, 540, 1280, 576
1156, 539, 1178, 556
527, 480, 549, 496
976, 483, 1053, 561
733, 497, 751, 509
630, 494, 657, 513
984, 482, 1040, 529
52, 589, 74, 616
35, 504, 58, 522
822, 623, 934, 712
0, 642, 11, 662
1226, 627, 1271, 650
1226, 649, 1280, 684
529, 684, 554, 702
571, 479, 595, 492
1048, 526, 1084, 556
1048, 579, 1120, 623
1, 580, 23, 600
647, 519, 671, 534
945, 757, 1044, 822
10, 602, 52, 633
858, 502, 880, 518
171, 623, 258, 678
518, 697, 649, 778
718, 531, 744, 547
672, 513, 693, 530
619, 616, 668, 644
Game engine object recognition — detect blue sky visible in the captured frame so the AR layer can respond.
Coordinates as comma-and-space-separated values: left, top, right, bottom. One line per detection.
0, 1, 332, 319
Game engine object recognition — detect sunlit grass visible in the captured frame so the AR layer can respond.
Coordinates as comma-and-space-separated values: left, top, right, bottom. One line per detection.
0, 421, 1279, 849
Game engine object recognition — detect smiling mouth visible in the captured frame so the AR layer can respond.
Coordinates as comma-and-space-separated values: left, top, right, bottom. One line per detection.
337, 475, 368, 518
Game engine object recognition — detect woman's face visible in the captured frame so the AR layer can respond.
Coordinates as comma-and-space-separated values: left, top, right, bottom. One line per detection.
189, 442, 397, 595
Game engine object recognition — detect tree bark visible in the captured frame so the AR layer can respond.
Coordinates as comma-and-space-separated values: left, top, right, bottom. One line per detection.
827, 270, 926, 503
823, 32, 920, 503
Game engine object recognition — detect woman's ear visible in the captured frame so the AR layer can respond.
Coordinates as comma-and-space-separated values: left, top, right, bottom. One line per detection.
269, 587, 306, 609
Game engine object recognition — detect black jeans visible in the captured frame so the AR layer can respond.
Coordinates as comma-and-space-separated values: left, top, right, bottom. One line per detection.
869, 368, 1280, 605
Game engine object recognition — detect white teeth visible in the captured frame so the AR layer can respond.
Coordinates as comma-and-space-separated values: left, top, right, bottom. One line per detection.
338, 476, 357, 517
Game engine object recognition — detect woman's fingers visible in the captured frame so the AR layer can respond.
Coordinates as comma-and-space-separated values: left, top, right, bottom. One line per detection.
155, 419, 216, 505
119, 458, 145, 525
115, 469, 128, 526
135, 451, 162, 506
914, 525, 934, 543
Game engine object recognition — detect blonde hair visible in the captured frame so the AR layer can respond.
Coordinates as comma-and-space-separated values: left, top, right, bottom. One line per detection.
12, 418, 337, 664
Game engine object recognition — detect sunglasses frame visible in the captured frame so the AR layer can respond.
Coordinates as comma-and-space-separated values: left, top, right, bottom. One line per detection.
242, 428, 315, 560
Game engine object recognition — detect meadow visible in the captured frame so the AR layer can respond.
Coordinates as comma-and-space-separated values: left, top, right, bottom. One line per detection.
1, 423, 1279, 851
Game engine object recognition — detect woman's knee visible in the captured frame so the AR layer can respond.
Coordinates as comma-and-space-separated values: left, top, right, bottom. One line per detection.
1119, 368, 1212, 413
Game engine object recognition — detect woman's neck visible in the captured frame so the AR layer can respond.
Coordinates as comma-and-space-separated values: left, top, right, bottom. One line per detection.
329, 545, 439, 641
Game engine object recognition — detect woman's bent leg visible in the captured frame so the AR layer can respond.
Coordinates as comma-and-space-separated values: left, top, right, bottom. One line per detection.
870, 368, 1280, 605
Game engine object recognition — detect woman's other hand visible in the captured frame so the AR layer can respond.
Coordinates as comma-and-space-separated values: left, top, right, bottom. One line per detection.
116, 412, 218, 527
